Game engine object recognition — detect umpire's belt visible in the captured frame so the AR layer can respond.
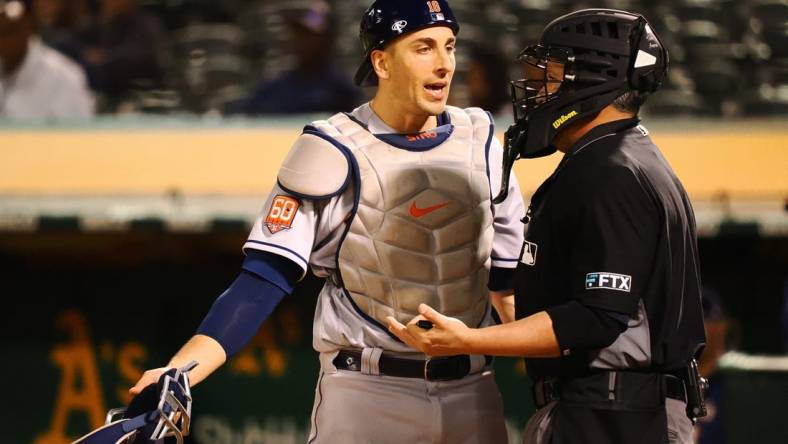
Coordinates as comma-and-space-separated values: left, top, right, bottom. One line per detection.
334, 349, 491, 381
533, 371, 687, 410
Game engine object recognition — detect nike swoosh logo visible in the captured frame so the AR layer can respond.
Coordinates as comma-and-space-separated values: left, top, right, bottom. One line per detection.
410, 201, 449, 218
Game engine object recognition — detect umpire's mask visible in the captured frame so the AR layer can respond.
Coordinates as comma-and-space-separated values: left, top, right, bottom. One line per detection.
493, 8, 668, 203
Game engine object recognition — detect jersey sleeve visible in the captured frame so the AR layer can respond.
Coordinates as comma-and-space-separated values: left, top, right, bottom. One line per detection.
488, 136, 526, 269
244, 184, 318, 278
568, 166, 658, 316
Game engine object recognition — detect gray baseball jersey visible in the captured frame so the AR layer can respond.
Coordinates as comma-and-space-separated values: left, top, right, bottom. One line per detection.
244, 102, 525, 355
245, 102, 522, 443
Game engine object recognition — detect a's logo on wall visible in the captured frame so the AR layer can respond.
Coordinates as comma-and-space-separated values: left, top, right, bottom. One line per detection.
391, 20, 408, 32
585, 272, 632, 292
520, 240, 538, 266
265, 195, 300, 234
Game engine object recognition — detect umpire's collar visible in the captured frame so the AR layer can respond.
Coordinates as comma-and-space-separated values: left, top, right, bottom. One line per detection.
565, 117, 640, 157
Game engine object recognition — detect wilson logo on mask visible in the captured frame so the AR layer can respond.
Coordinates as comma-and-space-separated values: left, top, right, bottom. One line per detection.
552, 110, 578, 129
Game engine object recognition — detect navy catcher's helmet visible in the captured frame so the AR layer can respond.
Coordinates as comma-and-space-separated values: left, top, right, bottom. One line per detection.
74, 362, 198, 444
354, 0, 460, 86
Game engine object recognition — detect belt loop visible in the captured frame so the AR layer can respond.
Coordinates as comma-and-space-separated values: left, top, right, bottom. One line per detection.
361, 348, 383, 376
608, 371, 617, 401
468, 354, 487, 373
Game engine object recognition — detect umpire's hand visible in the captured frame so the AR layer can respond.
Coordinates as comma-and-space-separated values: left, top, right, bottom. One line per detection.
386, 304, 474, 356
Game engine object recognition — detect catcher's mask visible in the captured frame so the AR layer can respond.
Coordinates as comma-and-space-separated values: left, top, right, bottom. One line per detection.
493, 9, 667, 203
74, 361, 198, 444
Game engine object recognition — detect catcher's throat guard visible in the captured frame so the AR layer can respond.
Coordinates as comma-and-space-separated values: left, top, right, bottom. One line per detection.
74, 361, 198, 444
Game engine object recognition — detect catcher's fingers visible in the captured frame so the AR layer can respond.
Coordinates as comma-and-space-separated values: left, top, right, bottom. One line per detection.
129, 367, 167, 395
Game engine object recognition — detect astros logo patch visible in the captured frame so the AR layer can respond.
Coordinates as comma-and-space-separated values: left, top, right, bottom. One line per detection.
426, 1, 444, 20
265, 195, 300, 234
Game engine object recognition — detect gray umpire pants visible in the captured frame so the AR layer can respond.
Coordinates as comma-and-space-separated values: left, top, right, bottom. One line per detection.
522, 398, 694, 444
307, 350, 508, 444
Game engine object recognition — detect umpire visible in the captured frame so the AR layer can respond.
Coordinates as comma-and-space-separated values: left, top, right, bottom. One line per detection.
388, 8, 707, 444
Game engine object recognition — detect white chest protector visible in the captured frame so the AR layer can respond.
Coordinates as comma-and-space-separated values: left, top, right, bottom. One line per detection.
279, 106, 495, 327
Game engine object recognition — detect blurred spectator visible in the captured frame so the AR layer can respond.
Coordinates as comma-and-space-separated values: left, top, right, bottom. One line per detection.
236, 1, 360, 115
782, 277, 788, 354
695, 285, 730, 444
466, 44, 511, 116
0, 0, 94, 120
32, 0, 91, 69
82, 0, 166, 108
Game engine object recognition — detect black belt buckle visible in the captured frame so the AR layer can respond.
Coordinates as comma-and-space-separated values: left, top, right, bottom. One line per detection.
424, 355, 471, 381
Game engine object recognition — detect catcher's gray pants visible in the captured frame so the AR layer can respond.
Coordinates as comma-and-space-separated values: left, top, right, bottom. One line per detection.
307, 350, 508, 444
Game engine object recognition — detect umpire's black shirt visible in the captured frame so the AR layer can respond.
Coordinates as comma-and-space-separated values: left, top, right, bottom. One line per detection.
515, 118, 705, 380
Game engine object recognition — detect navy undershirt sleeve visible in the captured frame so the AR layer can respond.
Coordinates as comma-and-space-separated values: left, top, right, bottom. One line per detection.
242, 250, 302, 293
546, 301, 628, 352
197, 251, 301, 357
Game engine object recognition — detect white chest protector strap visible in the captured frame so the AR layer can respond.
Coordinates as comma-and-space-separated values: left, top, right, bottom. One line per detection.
278, 107, 496, 330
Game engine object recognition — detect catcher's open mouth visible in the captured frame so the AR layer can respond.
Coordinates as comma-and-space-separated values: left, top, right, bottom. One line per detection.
424, 82, 447, 100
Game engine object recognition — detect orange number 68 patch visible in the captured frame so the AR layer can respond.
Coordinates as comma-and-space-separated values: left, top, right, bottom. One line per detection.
265, 195, 301, 234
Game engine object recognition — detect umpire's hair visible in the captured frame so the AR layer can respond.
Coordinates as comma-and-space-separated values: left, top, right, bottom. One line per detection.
612, 90, 647, 115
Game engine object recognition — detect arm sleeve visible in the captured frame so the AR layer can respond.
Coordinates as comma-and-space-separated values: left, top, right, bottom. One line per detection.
568, 166, 658, 315
196, 252, 301, 357
488, 137, 526, 271
242, 250, 302, 294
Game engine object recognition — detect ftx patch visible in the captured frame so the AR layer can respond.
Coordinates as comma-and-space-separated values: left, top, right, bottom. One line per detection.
585, 272, 632, 292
